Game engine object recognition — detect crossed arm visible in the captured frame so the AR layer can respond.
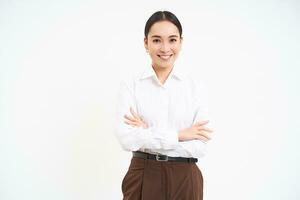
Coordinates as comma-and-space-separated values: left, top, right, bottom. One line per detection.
123, 107, 213, 143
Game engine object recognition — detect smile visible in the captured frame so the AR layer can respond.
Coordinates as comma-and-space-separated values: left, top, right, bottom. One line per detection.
158, 54, 173, 60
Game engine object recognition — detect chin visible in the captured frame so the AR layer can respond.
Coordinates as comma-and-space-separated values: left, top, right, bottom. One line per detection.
153, 63, 174, 69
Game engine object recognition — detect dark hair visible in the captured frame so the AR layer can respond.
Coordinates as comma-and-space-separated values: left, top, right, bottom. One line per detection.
144, 11, 183, 39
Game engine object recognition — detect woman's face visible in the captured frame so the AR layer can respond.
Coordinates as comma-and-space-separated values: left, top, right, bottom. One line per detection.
144, 20, 182, 70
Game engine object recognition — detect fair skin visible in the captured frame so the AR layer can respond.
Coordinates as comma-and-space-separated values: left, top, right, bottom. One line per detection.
123, 20, 213, 142
144, 20, 182, 85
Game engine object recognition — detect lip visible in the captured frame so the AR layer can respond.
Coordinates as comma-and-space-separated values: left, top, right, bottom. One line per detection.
157, 54, 173, 60
158, 54, 173, 57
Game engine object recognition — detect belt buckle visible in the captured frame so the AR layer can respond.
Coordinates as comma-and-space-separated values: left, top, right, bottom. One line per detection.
156, 154, 168, 161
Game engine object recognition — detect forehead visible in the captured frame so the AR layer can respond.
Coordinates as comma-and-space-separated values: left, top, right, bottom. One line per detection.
148, 20, 180, 38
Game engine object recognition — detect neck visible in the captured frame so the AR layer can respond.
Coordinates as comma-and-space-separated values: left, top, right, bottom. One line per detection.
152, 64, 174, 85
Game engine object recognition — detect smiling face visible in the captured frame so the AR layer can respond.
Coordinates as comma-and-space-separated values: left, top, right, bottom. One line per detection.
144, 20, 182, 70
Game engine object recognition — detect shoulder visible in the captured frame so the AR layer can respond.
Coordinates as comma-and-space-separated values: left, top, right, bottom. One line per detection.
118, 70, 143, 91
182, 72, 208, 93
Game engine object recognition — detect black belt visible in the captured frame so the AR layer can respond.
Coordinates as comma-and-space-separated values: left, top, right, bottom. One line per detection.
132, 151, 198, 163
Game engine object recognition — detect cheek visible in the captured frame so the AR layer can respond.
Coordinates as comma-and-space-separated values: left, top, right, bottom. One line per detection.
149, 50, 159, 58
172, 45, 181, 53
148, 44, 160, 53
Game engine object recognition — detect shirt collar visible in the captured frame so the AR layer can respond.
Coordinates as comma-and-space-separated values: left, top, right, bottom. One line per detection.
139, 64, 184, 81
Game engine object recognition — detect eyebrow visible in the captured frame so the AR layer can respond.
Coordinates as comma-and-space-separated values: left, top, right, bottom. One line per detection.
150, 35, 179, 38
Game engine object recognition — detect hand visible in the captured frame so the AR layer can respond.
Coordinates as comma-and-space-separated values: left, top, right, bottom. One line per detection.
123, 107, 149, 129
178, 120, 213, 142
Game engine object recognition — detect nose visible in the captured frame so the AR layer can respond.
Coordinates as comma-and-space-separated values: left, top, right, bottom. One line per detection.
160, 42, 171, 52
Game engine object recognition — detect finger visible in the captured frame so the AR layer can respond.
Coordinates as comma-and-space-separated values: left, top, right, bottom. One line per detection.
203, 127, 214, 133
195, 120, 209, 126
130, 107, 141, 119
124, 114, 138, 122
195, 135, 210, 142
197, 127, 214, 133
196, 131, 211, 140
124, 119, 140, 127
123, 119, 135, 125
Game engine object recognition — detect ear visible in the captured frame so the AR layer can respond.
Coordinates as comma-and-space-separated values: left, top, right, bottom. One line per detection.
179, 37, 183, 51
144, 37, 148, 51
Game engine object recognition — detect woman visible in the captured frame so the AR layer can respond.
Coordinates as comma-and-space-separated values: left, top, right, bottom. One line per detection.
115, 10, 213, 200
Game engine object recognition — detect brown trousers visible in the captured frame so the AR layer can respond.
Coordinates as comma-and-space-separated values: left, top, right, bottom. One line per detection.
121, 157, 203, 200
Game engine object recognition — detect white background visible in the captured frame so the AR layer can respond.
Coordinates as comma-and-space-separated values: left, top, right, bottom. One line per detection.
1, 0, 299, 199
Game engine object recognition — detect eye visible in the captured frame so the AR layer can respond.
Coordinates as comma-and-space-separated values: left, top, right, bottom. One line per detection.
153, 39, 160, 43
170, 38, 177, 42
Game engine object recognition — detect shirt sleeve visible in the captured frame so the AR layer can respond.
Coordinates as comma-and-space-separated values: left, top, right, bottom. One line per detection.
113, 80, 179, 152
178, 80, 211, 159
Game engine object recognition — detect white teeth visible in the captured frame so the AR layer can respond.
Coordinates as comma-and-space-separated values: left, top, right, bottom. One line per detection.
159, 55, 172, 60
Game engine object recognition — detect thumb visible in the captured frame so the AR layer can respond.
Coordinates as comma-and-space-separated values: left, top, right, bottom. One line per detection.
195, 120, 209, 126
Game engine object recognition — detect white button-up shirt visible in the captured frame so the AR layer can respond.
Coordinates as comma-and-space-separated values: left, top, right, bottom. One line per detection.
114, 64, 210, 159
